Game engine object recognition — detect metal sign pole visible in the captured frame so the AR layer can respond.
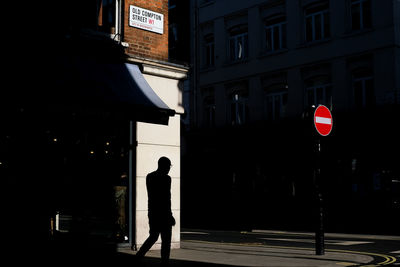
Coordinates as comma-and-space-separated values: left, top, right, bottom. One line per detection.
312, 105, 332, 255
315, 138, 325, 255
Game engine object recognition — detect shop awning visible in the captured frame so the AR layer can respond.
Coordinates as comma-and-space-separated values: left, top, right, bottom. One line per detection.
52, 55, 175, 125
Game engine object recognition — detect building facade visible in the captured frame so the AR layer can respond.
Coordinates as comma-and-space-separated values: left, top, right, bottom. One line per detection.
183, 0, 400, 234
76, 0, 189, 251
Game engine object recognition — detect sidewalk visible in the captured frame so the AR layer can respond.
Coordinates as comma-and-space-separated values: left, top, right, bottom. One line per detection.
118, 240, 373, 267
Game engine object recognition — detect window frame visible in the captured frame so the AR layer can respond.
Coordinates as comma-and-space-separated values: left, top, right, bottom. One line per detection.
93, 0, 122, 40
265, 90, 288, 121
231, 92, 248, 125
350, 0, 372, 31
306, 84, 332, 107
304, 3, 330, 43
229, 92, 248, 126
204, 34, 215, 68
304, 75, 332, 108
203, 96, 216, 128
353, 75, 374, 109
228, 26, 249, 62
265, 16, 287, 52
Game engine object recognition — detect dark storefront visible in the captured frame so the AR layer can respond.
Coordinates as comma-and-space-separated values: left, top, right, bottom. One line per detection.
2, 39, 175, 262
2, 105, 134, 263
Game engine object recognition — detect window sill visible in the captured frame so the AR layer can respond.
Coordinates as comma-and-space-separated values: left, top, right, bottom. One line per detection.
258, 48, 289, 59
341, 28, 374, 39
223, 58, 250, 67
297, 38, 332, 49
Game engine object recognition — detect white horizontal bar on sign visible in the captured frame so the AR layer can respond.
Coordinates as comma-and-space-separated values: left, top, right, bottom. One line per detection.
315, 116, 332, 125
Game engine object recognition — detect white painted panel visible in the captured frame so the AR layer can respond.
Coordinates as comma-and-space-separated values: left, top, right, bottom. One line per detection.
136, 144, 180, 178
143, 74, 184, 113
135, 210, 155, 246
136, 177, 148, 211
137, 116, 180, 146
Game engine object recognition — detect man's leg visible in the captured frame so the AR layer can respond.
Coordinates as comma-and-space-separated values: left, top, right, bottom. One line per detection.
160, 227, 172, 265
136, 231, 159, 258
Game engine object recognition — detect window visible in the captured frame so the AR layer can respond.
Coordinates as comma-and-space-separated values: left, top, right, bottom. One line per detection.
229, 92, 248, 125
98, 0, 121, 35
204, 34, 215, 67
229, 26, 248, 61
99, 0, 115, 31
353, 69, 374, 109
305, 77, 332, 107
351, 0, 372, 31
203, 96, 216, 128
168, 0, 177, 9
169, 23, 178, 50
202, 87, 216, 127
306, 85, 332, 107
265, 16, 287, 52
265, 89, 288, 121
226, 81, 249, 126
305, 3, 330, 42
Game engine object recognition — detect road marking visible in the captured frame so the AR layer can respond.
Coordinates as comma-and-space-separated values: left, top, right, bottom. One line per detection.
329, 249, 397, 266
251, 230, 400, 241
326, 248, 394, 265
336, 262, 359, 266
181, 231, 210, 235
336, 241, 374, 246
184, 240, 397, 266
391, 250, 400, 254
259, 237, 373, 246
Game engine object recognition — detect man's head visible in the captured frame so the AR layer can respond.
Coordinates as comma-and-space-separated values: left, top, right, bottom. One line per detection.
158, 156, 172, 175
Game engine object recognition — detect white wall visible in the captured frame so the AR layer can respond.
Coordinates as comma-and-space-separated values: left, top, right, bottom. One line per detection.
144, 72, 185, 114
135, 68, 184, 250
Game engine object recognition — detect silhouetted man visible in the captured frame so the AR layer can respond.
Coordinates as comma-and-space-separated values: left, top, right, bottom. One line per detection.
136, 156, 175, 266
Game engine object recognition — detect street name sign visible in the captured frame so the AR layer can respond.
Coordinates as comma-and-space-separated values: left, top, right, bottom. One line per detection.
129, 5, 164, 34
314, 105, 333, 136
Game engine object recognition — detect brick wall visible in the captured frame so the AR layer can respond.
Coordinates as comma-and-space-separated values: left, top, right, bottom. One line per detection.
124, 0, 169, 61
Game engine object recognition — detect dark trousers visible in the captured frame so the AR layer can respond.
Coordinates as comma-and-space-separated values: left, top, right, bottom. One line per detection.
136, 226, 172, 264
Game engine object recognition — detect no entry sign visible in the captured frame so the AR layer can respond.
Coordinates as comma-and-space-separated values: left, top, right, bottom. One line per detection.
314, 105, 333, 136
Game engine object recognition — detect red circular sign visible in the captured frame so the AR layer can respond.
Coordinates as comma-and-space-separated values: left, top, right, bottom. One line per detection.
314, 105, 333, 136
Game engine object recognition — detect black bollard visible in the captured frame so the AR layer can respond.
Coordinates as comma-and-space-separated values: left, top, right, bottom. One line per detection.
315, 192, 325, 255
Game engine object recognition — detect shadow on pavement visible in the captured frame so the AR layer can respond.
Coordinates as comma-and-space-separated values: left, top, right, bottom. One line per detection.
116, 253, 236, 267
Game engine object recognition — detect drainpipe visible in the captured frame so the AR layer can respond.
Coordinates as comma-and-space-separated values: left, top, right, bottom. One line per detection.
129, 120, 134, 249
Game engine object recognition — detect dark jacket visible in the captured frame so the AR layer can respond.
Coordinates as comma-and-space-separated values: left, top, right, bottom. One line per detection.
146, 170, 174, 229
